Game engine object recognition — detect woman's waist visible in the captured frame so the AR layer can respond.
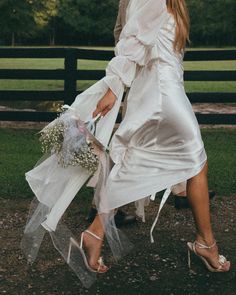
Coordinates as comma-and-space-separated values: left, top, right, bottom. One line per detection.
145, 61, 184, 82
159, 66, 183, 82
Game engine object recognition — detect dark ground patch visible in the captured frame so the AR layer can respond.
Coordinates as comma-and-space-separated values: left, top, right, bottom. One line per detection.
1, 194, 235, 295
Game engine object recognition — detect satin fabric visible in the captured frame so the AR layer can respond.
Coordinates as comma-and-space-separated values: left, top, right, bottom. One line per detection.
25, 0, 207, 234
23, 1, 207, 281
99, 6, 207, 213
25, 0, 174, 232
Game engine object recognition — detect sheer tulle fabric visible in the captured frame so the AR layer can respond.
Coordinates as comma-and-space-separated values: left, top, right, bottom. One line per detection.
21, 142, 133, 288
21, 198, 97, 288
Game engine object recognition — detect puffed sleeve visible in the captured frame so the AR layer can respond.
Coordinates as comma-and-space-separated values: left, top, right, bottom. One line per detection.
104, 0, 168, 98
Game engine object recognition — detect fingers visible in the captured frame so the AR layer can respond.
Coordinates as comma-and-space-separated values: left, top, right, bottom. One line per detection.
92, 102, 108, 118
101, 106, 111, 117
92, 107, 100, 118
93, 100, 104, 118
93, 106, 112, 118
92, 91, 116, 118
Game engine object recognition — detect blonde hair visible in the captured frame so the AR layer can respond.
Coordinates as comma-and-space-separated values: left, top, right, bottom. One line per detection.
166, 0, 190, 52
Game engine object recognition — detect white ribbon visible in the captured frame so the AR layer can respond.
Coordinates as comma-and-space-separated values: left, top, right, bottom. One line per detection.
85, 114, 102, 135
63, 104, 103, 136
150, 187, 171, 243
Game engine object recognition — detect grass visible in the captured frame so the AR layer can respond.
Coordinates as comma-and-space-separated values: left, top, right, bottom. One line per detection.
0, 54, 235, 94
1, 58, 235, 71
0, 46, 235, 100
0, 47, 235, 190
0, 128, 235, 199
0, 128, 94, 200
0, 55, 235, 110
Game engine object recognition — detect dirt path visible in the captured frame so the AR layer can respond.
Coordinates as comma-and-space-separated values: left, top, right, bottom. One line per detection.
1, 195, 235, 295
1, 103, 236, 130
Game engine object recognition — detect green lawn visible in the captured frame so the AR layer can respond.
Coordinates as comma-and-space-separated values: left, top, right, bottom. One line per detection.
0, 128, 235, 199
0, 53, 235, 93
0, 55, 235, 111
0, 47, 235, 111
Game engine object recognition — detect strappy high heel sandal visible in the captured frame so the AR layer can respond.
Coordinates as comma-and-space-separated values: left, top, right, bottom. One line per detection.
67, 229, 108, 273
187, 240, 230, 272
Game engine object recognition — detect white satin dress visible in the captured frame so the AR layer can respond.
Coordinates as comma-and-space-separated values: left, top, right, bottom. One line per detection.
96, 1, 207, 225
22, 0, 207, 286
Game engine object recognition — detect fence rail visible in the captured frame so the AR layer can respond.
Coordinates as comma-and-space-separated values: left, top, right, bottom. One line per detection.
0, 47, 236, 124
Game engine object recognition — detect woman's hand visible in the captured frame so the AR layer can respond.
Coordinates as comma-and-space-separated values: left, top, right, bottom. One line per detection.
93, 89, 116, 118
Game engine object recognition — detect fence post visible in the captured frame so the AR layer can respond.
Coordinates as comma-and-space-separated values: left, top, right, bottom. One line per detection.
64, 48, 78, 105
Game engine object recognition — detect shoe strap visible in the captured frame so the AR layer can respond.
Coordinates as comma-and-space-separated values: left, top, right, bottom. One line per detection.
219, 255, 227, 265
84, 229, 103, 241
195, 240, 216, 249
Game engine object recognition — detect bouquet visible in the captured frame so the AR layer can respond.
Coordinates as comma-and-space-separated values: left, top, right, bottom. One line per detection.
39, 110, 102, 173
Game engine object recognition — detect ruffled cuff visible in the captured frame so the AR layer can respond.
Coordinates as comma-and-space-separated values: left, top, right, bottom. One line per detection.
105, 37, 159, 92
106, 56, 136, 88
103, 74, 125, 99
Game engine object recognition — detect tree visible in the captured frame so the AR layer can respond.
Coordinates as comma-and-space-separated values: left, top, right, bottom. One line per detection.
0, 0, 35, 45
58, 0, 118, 45
55, 0, 236, 46
31, 0, 59, 45
0, 0, 58, 46
186, 0, 236, 46
0, 0, 234, 47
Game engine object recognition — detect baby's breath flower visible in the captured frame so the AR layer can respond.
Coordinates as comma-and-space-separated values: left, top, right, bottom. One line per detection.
39, 115, 99, 173
39, 119, 64, 154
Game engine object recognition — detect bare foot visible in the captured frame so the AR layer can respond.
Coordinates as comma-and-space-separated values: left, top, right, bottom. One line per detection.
82, 231, 109, 273
195, 240, 230, 271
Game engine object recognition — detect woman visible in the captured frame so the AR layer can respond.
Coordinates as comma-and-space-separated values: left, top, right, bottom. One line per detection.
22, 0, 230, 286
77, 0, 230, 273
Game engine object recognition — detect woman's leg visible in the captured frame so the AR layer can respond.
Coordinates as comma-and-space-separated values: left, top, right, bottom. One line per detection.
84, 161, 230, 271
187, 161, 230, 270
83, 215, 107, 271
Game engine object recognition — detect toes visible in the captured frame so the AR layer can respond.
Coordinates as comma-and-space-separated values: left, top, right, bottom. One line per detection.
90, 262, 109, 273
217, 261, 230, 272
218, 255, 230, 272
97, 264, 109, 273
222, 261, 230, 272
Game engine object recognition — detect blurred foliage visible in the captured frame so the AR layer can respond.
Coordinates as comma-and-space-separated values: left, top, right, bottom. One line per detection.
57, 0, 117, 45
0, 0, 235, 46
0, 0, 36, 45
187, 0, 236, 46
0, 0, 58, 45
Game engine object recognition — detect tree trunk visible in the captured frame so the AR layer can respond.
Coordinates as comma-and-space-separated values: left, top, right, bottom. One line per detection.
51, 29, 55, 46
11, 32, 15, 46
50, 17, 56, 46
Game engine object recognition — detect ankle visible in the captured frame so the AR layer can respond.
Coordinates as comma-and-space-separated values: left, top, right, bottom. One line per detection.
176, 191, 187, 197
196, 234, 215, 247
87, 226, 104, 239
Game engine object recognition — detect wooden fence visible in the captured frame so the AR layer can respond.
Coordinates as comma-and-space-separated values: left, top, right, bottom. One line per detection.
0, 47, 236, 124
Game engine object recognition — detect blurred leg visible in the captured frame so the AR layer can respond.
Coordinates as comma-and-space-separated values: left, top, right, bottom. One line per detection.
83, 215, 106, 270
187, 162, 230, 270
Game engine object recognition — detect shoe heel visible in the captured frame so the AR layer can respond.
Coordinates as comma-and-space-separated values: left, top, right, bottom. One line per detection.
67, 237, 79, 264
67, 238, 73, 264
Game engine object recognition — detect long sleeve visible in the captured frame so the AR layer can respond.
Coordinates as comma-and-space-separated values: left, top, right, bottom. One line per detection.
24, 1, 169, 239
104, 0, 168, 98
70, 0, 168, 147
